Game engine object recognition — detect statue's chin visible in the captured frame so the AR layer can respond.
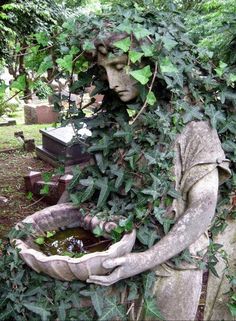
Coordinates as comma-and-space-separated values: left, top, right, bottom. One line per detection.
118, 92, 138, 102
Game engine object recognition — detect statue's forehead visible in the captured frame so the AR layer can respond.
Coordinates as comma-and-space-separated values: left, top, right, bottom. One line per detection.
97, 51, 127, 66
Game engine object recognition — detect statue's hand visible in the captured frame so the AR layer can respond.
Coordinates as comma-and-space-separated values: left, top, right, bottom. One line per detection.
87, 252, 146, 286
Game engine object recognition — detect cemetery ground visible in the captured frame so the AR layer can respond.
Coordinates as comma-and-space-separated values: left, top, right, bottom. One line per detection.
0, 107, 53, 237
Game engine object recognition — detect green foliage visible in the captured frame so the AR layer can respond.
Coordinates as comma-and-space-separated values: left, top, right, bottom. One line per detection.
0, 1, 235, 319
187, 0, 236, 65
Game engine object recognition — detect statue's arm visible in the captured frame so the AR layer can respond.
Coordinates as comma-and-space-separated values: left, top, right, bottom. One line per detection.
87, 168, 219, 286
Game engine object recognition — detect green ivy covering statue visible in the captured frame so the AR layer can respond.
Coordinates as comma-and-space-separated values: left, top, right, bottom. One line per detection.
1, 3, 235, 321
57, 6, 234, 320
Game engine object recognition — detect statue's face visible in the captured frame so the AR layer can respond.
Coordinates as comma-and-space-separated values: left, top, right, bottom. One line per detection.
97, 45, 139, 102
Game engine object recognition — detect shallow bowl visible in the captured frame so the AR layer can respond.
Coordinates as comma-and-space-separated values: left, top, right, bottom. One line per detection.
13, 203, 136, 281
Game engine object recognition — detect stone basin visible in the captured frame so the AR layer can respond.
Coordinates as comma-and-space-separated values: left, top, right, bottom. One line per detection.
13, 203, 136, 281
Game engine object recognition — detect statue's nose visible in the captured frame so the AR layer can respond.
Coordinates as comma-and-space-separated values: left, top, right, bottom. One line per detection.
106, 69, 118, 90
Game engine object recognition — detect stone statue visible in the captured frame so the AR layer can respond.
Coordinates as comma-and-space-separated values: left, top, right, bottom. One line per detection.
84, 36, 231, 320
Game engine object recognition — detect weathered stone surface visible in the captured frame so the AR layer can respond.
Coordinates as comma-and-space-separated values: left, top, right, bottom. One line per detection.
204, 219, 236, 321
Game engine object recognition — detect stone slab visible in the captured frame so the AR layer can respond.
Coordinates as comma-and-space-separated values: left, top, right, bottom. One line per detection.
36, 124, 91, 166
0, 119, 16, 126
40, 124, 91, 146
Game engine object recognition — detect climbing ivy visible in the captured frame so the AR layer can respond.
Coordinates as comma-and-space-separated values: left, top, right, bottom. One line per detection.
1, 2, 236, 320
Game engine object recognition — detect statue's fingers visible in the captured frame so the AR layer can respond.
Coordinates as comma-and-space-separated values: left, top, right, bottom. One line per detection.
104, 221, 117, 233
102, 257, 126, 269
87, 271, 120, 286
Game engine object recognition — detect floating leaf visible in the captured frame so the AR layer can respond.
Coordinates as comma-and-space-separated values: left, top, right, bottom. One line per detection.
93, 225, 103, 237
46, 231, 56, 238
35, 237, 45, 245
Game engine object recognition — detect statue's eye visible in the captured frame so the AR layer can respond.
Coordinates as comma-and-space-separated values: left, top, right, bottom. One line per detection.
115, 64, 125, 71
98, 66, 107, 80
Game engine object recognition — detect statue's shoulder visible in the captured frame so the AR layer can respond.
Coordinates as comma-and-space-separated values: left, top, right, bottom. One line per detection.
182, 120, 213, 136
179, 120, 220, 145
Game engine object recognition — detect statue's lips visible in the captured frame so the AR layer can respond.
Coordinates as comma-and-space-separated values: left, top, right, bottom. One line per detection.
117, 90, 128, 94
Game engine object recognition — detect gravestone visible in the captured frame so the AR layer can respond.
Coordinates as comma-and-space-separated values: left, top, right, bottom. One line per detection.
24, 100, 59, 124
36, 124, 91, 166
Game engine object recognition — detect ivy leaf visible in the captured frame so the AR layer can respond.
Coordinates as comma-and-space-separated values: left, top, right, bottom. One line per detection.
99, 297, 125, 321
117, 21, 133, 34
125, 178, 133, 193
228, 73, 236, 84
35, 31, 50, 46
112, 168, 124, 189
129, 51, 144, 63
57, 301, 68, 321
143, 272, 156, 298
127, 283, 138, 301
141, 44, 154, 57
95, 178, 110, 208
81, 184, 95, 203
227, 302, 236, 317
113, 37, 131, 53
162, 35, 178, 51
93, 225, 103, 237
205, 105, 225, 129
182, 106, 203, 123
144, 298, 165, 320
56, 55, 73, 73
95, 153, 108, 174
146, 91, 156, 106
160, 57, 178, 73
215, 61, 227, 77
90, 287, 105, 317
10, 75, 26, 91
46, 231, 55, 238
114, 130, 132, 143
22, 303, 51, 321
35, 237, 45, 245
133, 25, 151, 40
222, 141, 236, 153
167, 188, 180, 199
137, 225, 152, 246
129, 65, 152, 85
82, 40, 95, 51
37, 56, 53, 75
80, 177, 94, 187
